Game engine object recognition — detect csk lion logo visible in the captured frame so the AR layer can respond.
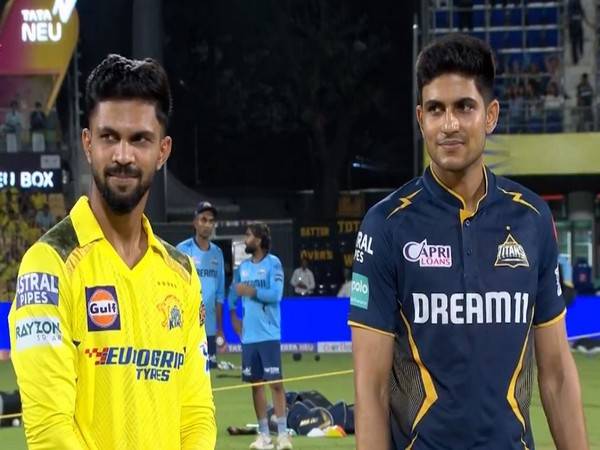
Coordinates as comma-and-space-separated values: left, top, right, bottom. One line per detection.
157, 295, 183, 330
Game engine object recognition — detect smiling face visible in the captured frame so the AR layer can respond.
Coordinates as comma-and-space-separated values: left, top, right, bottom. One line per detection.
82, 99, 171, 215
416, 73, 499, 176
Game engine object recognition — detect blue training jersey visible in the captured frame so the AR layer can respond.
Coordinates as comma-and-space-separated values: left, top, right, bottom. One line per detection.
177, 238, 225, 336
228, 254, 284, 344
349, 166, 565, 450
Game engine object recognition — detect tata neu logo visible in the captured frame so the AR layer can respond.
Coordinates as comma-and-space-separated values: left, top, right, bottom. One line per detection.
86, 286, 121, 331
403, 239, 452, 268
20, 0, 77, 43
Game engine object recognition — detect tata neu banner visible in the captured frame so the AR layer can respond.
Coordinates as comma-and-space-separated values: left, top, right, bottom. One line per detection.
0, 0, 79, 75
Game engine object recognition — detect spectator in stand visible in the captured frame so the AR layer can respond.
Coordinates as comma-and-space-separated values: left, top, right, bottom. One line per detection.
3, 101, 23, 153
507, 59, 522, 87
544, 55, 563, 94
290, 257, 316, 296
30, 101, 47, 153
576, 73, 594, 131
34, 203, 55, 231
455, 0, 473, 31
525, 79, 543, 132
543, 82, 565, 132
507, 84, 525, 133
567, 0, 590, 65
528, 63, 545, 91
337, 268, 352, 298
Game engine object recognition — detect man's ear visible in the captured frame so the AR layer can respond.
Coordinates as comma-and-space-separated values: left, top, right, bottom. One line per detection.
157, 136, 172, 170
82, 128, 93, 163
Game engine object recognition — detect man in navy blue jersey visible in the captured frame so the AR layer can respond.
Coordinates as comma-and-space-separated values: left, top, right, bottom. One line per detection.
349, 34, 588, 450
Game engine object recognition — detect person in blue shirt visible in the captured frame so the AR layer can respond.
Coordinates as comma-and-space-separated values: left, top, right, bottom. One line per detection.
349, 34, 588, 450
228, 223, 291, 450
177, 201, 225, 369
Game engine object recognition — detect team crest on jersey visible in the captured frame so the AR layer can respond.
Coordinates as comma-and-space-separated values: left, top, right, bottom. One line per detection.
403, 239, 452, 268
157, 295, 183, 330
210, 258, 219, 268
86, 286, 121, 331
495, 233, 529, 268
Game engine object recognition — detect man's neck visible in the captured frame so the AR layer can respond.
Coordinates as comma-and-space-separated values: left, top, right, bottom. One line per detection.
88, 187, 148, 268
252, 249, 266, 263
195, 235, 210, 251
432, 160, 486, 213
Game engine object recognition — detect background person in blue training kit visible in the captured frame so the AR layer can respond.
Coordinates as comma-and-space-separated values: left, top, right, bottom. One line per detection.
228, 223, 291, 450
177, 201, 226, 368
349, 34, 588, 450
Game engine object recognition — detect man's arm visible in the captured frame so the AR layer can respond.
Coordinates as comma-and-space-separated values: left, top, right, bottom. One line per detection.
215, 250, 225, 343
254, 258, 284, 303
352, 326, 395, 450
306, 270, 315, 292
180, 269, 216, 450
290, 268, 300, 288
228, 269, 242, 337
535, 318, 588, 450
8, 244, 84, 450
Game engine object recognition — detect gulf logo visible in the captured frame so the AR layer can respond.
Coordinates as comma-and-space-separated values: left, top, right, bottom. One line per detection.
86, 286, 121, 331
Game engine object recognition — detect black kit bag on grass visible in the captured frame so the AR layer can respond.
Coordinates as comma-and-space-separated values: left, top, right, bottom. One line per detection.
296, 390, 333, 408
287, 401, 334, 435
296, 406, 334, 435
327, 402, 355, 434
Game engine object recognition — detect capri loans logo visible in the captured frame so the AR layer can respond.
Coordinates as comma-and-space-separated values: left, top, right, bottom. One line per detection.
350, 273, 369, 309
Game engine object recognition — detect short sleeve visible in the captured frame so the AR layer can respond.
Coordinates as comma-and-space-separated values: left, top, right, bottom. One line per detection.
348, 207, 399, 335
533, 211, 566, 327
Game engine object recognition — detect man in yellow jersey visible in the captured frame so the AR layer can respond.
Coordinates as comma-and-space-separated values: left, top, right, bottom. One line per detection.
8, 54, 216, 450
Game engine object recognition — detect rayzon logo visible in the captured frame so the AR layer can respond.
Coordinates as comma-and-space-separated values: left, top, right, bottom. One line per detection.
403, 239, 452, 268
350, 273, 369, 309
15, 317, 62, 350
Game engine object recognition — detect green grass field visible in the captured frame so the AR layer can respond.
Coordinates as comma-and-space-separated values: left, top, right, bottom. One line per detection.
1, 353, 599, 449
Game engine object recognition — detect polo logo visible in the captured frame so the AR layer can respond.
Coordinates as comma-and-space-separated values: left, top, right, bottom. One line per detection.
495, 234, 529, 268
350, 273, 369, 309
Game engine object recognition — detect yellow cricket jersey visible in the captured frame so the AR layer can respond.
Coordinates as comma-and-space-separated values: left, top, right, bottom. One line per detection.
8, 196, 216, 450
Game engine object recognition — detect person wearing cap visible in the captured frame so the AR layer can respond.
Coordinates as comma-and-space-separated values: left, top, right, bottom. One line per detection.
177, 201, 226, 369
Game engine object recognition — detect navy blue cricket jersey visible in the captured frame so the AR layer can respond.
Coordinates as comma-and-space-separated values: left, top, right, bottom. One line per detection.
349, 166, 565, 450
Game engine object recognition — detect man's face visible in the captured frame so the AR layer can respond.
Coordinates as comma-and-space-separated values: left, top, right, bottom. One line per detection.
82, 100, 171, 215
194, 211, 216, 240
244, 228, 260, 255
416, 73, 499, 174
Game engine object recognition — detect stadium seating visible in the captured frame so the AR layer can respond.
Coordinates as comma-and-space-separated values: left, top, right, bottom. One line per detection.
0, 189, 65, 300
427, 0, 565, 133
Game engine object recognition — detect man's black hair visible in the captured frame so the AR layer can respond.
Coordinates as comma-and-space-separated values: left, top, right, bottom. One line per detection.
248, 223, 271, 252
416, 34, 496, 104
85, 54, 172, 129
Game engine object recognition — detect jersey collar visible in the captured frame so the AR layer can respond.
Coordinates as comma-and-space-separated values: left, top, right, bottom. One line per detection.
423, 164, 497, 223
70, 196, 165, 255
